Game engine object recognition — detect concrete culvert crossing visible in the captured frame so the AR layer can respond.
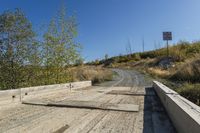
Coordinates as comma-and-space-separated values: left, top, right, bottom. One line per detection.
0, 69, 178, 133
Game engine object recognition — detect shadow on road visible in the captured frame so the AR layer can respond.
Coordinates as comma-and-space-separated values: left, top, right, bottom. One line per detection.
143, 87, 176, 133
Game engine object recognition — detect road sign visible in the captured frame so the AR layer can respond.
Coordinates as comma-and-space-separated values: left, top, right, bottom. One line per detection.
163, 32, 172, 41
163, 32, 172, 57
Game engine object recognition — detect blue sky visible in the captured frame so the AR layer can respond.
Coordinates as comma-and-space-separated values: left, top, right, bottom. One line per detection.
1, 0, 200, 61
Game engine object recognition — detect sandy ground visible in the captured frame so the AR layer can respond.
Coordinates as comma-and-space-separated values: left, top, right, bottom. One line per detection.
0, 69, 176, 133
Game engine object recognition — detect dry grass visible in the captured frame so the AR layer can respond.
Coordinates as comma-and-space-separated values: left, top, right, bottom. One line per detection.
146, 67, 171, 78
171, 58, 200, 82
70, 66, 113, 84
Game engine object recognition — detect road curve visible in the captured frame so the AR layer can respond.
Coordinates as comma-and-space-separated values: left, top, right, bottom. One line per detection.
98, 69, 152, 88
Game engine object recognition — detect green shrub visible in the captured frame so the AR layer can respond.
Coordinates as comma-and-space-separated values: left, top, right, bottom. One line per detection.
140, 51, 157, 59
177, 83, 200, 106
186, 42, 200, 55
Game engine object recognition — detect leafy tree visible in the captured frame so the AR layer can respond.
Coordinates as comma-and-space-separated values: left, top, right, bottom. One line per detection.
27, 40, 42, 86
0, 9, 35, 89
95, 59, 100, 66
43, 5, 81, 84
43, 18, 58, 84
75, 57, 84, 66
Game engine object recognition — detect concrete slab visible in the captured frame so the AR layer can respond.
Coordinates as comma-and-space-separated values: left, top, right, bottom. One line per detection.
153, 81, 200, 133
22, 100, 139, 112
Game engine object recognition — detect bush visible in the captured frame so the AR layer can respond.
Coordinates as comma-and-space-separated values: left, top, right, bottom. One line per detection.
171, 59, 200, 82
177, 83, 200, 106
72, 66, 113, 84
140, 51, 157, 59
186, 42, 200, 55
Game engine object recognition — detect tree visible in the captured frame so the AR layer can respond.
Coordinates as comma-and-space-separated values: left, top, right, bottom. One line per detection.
75, 57, 84, 66
126, 39, 133, 58
0, 9, 35, 89
27, 40, 42, 86
95, 59, 100, 66
43, 5, 82, 84
142, 37, 145, 52
43, 18, 58, 84
105, 54, 108, 60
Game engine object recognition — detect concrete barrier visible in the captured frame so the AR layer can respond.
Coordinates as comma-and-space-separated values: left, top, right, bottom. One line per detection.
153, 81, 200, 133
0, 81, 91, 105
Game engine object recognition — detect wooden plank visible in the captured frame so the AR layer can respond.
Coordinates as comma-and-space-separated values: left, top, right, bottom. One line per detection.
107, 90, 155, 96
22, 100, 139, 112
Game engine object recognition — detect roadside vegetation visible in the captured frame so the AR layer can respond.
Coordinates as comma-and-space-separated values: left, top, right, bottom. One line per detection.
0, 7, 112, 90
92, 41, 200, 106
71, 66, 113, 84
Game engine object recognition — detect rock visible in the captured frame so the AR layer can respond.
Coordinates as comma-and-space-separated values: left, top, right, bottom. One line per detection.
158, 57, 175, 69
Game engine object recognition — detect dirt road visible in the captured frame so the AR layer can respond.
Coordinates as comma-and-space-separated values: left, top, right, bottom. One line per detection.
0, 69, 176, 133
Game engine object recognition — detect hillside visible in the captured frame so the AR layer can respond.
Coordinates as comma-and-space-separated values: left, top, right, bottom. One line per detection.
92, 41, 200, 106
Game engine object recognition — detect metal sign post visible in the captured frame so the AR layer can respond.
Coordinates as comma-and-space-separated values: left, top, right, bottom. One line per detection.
163, 32, 172, 57
20, 88, 22, 102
